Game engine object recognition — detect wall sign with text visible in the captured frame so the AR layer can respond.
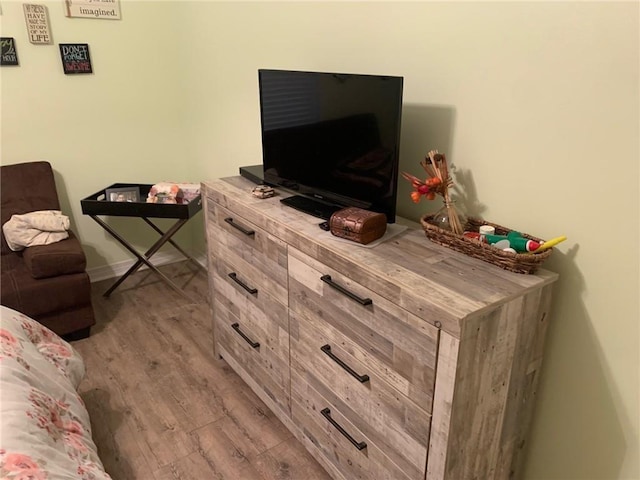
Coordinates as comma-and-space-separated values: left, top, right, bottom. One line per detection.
65, 0, 120, 20
1, 38, 19, 66
23, 4, 52, 44
59, 43, 92, 74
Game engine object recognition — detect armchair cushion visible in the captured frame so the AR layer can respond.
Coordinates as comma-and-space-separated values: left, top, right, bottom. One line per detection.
22, 231, 87, 279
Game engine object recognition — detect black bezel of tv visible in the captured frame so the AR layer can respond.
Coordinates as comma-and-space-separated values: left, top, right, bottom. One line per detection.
258, 69, 403, 223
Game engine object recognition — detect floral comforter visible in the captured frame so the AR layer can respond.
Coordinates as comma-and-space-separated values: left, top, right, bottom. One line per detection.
0, 306, 111, 480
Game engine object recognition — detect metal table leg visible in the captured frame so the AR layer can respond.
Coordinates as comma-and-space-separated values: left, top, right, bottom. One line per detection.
141, 217, 205, 271
89, 215, 191, 298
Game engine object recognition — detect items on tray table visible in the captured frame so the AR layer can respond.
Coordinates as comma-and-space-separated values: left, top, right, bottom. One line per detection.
146, 182, 200, 204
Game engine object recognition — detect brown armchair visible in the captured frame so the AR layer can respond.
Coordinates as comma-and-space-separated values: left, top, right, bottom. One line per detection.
1, 161, 95, 339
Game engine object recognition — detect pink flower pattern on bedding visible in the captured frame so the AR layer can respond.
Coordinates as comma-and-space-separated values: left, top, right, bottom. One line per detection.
0, 306, 111, 480
0, 450, 48, 479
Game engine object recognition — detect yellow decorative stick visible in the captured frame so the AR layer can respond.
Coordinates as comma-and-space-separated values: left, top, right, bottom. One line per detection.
533, 236, 567, 253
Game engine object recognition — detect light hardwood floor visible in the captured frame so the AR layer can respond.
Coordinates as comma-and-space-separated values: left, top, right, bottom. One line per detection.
72, 261, 330, 480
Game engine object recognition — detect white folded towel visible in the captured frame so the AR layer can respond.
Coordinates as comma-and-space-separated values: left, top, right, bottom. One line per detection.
2, 210, 70, 251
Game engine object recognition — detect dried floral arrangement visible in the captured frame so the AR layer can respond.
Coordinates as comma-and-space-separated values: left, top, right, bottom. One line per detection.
402, 150, 466, 234
402, 150, 567, 273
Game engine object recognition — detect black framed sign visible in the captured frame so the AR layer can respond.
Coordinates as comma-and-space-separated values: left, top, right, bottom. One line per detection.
59, 43, 92, 74
1, 38, 19, 66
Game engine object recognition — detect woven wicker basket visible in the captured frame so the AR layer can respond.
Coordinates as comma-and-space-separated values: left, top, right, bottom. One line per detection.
420, 215, 552, 274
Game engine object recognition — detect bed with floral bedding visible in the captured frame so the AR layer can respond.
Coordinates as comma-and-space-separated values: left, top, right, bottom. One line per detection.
0, 305, 111, 480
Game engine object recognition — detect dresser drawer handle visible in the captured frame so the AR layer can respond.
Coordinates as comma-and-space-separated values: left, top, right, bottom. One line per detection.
321, 345, 370, 383
231, 323, 260, 349
320, 275, 372, 306
228, 272, 258, 295
320, 407, 367, 451
224, 217, 255, 236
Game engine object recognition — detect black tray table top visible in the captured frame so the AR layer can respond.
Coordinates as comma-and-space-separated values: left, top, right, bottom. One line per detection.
81, 183, 201, 219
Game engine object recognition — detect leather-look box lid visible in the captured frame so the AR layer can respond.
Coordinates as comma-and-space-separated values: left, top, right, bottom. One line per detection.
329, 207, 387, 245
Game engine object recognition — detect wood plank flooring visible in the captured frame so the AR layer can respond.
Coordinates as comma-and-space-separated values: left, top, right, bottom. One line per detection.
72, 261, 330, 480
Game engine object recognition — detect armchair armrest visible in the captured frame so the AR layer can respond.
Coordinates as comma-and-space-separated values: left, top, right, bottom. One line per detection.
22, 231, 87, 279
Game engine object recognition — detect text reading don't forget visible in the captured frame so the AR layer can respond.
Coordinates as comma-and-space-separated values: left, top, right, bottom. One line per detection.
61, 44, 88, 60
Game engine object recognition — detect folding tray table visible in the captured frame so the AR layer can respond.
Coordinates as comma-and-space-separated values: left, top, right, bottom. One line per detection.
81, 183, 203, 298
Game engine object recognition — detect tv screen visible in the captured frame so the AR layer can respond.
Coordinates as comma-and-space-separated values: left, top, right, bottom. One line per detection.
259, 69, 403, 222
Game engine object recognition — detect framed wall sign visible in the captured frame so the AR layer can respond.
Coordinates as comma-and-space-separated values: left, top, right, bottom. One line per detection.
23, 4, 52, 44
1, 37, 19, 66
64, 0, 121, 20
59, 43, 92, 74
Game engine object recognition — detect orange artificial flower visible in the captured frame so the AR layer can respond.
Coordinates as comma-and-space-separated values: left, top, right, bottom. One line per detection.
402, 172, 442, 203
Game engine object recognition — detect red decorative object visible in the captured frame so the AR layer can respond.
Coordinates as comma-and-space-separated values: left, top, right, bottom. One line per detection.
402, 150, 465, 234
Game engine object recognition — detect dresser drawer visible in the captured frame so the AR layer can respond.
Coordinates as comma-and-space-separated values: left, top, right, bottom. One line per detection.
291, 368, 425, 480
291, 309, 431, 480
207, 203, 288, 305
211, 258, 290, 416
288, 247, 439, 411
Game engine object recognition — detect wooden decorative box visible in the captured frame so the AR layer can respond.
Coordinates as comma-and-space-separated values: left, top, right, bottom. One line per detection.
329, 207, 387, 245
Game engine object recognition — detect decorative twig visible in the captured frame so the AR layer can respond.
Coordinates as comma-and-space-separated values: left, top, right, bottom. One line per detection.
403, 150, 465, 234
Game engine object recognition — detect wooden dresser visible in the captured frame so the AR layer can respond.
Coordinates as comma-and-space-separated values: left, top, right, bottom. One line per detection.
202, 176, 558, 480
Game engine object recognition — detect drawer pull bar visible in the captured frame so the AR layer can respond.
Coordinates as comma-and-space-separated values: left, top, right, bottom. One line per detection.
321, 345, 370, 383
228, 272, 258, 295
231, 323, 260, 349
224, 217, 255, 236
320, 407, 367, 451
320, 275, 372, 306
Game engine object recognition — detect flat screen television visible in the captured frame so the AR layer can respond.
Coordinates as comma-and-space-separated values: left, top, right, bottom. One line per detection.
258, 69, 403, 223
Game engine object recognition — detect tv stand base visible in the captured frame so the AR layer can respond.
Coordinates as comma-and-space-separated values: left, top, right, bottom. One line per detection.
239, 164, 265, 185
280, 194, 342, 220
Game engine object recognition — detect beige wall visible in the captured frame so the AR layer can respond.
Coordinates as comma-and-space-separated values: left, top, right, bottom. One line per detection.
1, 1, 638, 479
1, 0, 198, 268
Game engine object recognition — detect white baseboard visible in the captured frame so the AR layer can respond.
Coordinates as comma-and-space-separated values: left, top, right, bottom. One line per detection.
87, 250, 207, 283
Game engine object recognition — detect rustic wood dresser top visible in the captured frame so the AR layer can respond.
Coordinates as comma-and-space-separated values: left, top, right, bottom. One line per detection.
203, 176, 557, 338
